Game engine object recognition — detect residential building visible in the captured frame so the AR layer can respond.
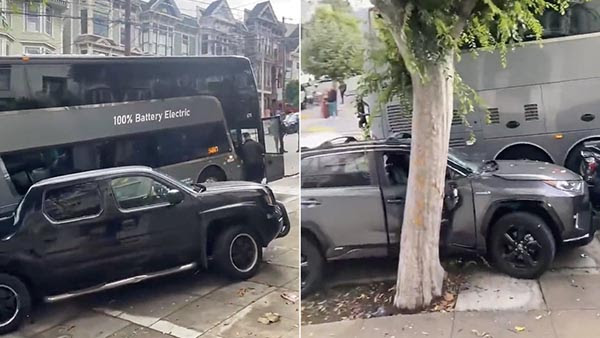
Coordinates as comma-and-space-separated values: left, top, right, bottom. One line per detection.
0, 0, 68, 56
63, 0, 200, 56
244, 1, 286, 116
284, 23, 299, 81
197, 0, 246, 56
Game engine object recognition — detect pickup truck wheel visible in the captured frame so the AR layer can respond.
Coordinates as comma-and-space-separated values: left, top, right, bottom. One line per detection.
0, 274, 31, 335
489, 212, 556, 279
214, 225, 262, 279
301, 236, 324, 297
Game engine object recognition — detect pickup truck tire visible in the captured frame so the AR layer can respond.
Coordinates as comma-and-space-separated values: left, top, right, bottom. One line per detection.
489, 212, 556, 279
301, 236, 324, 297
214, 225, 262, 279
0, 274, 31, 335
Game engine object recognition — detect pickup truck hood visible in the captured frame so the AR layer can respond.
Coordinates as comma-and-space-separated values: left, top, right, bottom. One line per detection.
491, 160, 581, 181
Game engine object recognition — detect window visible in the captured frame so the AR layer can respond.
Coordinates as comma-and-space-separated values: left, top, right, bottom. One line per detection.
45, 7, 52, 36
201, 42, 208, 54
302, 152, 371, 188
81, 9, 88, 34
24, 46, 42, 54
24, 3, 41, 32
383, 153, 409, 186
110, 176, 170, 210
43, 182, 102, 222
93, 11, 109, 37
182, 35, 189, 56
158, 29, 167, 55
0, 67, 10, 90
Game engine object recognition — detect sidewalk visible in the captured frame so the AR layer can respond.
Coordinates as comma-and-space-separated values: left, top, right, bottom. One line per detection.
300, 98, 362, 148
302, 237, 600, 338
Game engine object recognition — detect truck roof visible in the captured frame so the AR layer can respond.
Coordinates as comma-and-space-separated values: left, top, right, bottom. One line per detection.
31, 166, 155, 188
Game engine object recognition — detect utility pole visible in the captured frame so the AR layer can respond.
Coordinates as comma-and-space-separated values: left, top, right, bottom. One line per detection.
261, 56, 265, 117
124, 0, 132, 55
281, 18, 286, 113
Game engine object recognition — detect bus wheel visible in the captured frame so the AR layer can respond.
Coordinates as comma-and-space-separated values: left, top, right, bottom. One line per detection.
198, 167, 226, 183
566, 141, 600, 175
496, 145, 552, 163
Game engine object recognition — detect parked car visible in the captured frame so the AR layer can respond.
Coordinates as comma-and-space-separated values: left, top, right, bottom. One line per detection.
0, 166, 289, 333
283, 112, 299, 134
300, 137, 598, 295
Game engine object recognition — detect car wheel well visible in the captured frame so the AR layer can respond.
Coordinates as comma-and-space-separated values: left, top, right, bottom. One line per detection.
301, 229, 325, 256
206, 216, 262, 257
496, 144, 553, 163
565, 137, 600, 173
486, 202, 561, 246
198, 166, 227, 183
0, 269, 36, 301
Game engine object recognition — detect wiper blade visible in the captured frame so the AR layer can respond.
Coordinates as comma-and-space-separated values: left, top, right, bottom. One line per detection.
482, 160, 499, 171
191, 183, 207, 192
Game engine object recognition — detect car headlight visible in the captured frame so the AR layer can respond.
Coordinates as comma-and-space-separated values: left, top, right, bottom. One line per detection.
544, 180, 584, 194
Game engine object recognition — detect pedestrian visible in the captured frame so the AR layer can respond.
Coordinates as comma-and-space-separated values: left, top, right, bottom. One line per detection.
274, 103, 287, 153
339, 81, 347, 104
327, 84, 338, 118
240, 132, 266, 183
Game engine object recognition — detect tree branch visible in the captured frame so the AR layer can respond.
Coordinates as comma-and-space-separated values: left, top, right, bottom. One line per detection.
452, 0, 478, 38
370, 0, 414, 72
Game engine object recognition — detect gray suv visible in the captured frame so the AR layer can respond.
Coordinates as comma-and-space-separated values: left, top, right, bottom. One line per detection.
301, 138, 597, 295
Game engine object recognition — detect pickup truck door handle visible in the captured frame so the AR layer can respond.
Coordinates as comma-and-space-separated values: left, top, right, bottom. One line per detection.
122, 219, 137, 229
387, 198, 405, 204
301, 199, 322, 207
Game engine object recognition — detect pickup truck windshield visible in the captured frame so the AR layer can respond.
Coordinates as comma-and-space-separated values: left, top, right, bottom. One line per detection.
448, 149, 481, 174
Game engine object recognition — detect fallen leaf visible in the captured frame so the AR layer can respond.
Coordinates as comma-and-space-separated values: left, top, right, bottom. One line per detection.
281, 292, 299, 303
514, 326, 525, 333
257, 312, 281, 325
444, 293, 455, 302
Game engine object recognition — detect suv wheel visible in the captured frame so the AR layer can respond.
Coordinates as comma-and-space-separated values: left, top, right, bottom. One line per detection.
301, 236, 324, 297
214, 225, 262, 279
0, 274, 31, 335
489, 212, 556, 279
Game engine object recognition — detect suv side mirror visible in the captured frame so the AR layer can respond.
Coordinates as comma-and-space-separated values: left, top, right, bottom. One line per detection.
166, 189, 184, 205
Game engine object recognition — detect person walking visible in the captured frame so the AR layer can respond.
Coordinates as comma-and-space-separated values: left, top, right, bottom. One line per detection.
327, 84, 338, 118
339, 81, 347, 104
240, 132, 266, 183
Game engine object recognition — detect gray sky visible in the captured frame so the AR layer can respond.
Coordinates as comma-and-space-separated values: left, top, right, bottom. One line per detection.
175, 0, 301, 24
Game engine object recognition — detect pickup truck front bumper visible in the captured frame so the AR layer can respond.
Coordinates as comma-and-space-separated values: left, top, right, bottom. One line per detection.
265, 202, 290, 241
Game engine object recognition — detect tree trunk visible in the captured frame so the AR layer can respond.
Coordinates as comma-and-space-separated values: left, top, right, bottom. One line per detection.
394, 54, 454, 310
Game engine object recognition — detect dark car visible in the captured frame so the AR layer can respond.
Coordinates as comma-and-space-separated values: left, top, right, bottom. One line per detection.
0, 166, 289, 333
301, 137, 597, 295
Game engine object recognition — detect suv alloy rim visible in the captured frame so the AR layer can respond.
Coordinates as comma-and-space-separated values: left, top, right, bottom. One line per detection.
0, 285, 19, 328
501, 225, 542, 269
229, 233, 259, 273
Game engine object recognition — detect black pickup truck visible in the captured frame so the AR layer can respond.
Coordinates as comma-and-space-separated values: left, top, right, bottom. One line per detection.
0, 166, 289, 334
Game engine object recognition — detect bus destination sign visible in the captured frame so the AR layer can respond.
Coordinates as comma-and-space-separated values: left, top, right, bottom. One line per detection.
113, 108, 191, 126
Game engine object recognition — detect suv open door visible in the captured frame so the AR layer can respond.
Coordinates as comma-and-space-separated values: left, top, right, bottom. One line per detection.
262, 116, 285, 182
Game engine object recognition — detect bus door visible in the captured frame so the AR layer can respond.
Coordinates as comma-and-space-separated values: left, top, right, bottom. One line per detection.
262, 116, 285, 182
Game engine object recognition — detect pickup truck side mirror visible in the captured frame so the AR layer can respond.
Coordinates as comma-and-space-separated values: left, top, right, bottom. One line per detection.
166, 189, 184, 205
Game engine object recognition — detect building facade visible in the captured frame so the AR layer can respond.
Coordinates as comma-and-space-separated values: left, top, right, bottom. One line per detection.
63, 0, 202, 56
198, 0, 246, 56
0, 0, 68, 56
244, 1, 286, 115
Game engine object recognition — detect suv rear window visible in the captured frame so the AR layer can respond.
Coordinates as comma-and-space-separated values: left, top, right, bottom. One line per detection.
302, 152, 371, 188
43, 182, 102, 222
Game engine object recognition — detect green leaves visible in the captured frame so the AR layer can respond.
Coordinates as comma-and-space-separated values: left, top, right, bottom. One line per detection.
301, 6, 364, 80
364, 0, 574, 116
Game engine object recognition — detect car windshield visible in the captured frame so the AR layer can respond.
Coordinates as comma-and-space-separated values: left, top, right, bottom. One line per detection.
448, 149, 481, 173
